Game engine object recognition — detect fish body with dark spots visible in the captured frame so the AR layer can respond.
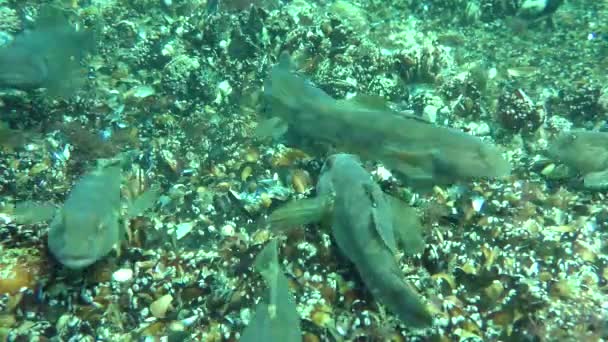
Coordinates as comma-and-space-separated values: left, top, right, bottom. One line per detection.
318, 154, 432, 327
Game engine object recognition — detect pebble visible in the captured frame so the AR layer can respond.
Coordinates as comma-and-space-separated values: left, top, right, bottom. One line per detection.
112, 268, 134, 283
220, 224, 235, 237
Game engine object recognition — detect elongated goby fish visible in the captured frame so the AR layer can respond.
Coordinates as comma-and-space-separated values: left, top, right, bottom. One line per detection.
263, 53, 510, 186
267, 153, 432, 327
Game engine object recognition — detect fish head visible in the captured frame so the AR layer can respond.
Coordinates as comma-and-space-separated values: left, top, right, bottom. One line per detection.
0, 5, 97, 96
548, 131, 608, 174
432, 143, 511, 181
48, 207, 119, 269
317, 153, 363, 195
0, 45, 48, 89
319, 153, 363, 177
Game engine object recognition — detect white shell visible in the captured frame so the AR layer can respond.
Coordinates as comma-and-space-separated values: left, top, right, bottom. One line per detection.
471, 196, 485, 212
112, 268, 134, 283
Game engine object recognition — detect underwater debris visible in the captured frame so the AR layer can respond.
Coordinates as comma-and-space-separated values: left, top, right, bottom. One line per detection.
232, 176, 292, 215
263, 53, 510, 186
0, 248, 47, 295
0, 0, 606, 340
268, 154, 432, 327
241, 239, 302, 342
0, 7, 21, 33
547, 130, 608, 189
150, 293, 174, 319
517, 0, 564, 21
59, 122, 120, 160
0, 5, 97, 97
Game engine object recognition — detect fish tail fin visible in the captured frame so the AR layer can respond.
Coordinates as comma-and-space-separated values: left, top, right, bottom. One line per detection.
360, 263, 433, 327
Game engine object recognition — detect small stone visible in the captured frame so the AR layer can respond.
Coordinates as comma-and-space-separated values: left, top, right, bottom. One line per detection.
150, 294, 173, 319
175, 221, 195, 240
129, 85, 156, 99
111, 268, 134, 283
466, 121, 491, 136
220, 224, 235, 237
471, 196, 485, 212
217, 80, 232, 96
373, 165, 393, 181
423, 104, 438, 123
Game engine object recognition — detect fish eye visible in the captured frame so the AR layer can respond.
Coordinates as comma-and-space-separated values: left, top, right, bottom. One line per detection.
324, 155, 337, 169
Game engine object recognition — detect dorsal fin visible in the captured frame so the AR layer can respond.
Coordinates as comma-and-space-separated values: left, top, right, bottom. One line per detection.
344, 94, 391, 111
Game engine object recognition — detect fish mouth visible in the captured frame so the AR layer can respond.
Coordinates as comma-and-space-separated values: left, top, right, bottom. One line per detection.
55, 254, 97, 269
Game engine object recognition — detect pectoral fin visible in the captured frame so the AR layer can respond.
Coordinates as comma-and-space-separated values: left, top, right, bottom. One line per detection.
265, 194, 334, 232
13, 201, 57, 224
362, 183, 397, 254
254, 117, 288, 141
386, 195, 425, 256
243, 238, 302, 342
126, 185, 160, 219
583, 169, 608, 190
380, 146, 439, 183
254, 239, 280, 290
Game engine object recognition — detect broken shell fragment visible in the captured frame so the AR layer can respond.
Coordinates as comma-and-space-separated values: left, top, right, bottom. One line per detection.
150, 294, 173, 319
291, 169, 312, 194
